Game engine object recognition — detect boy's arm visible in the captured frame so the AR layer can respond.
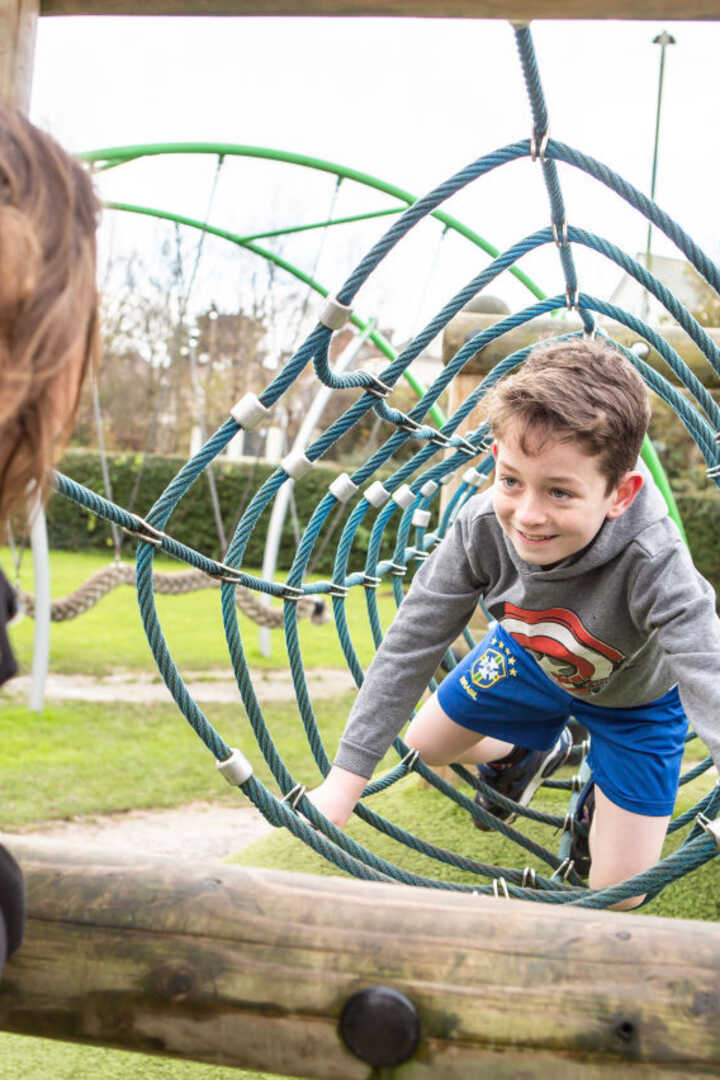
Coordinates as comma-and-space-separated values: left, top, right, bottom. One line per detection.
308, 502, 487, 828
629, 541, 720, 769
334, 503, 486, 771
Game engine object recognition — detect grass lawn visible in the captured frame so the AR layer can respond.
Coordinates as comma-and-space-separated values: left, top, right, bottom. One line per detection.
1, 547, 398, 677
1, 549, 719, 1077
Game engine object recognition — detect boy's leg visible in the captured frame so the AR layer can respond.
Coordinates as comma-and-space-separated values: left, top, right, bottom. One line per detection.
405, 692, 514, 766
588, 784, 670, 910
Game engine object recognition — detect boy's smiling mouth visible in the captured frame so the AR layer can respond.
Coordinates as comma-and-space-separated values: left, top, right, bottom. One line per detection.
516, 529, 557, 544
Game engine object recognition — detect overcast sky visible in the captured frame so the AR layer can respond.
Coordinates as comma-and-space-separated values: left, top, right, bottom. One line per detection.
27, 16, 720, 342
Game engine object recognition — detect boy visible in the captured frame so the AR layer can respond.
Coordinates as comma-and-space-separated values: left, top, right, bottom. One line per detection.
309, 337, 720, 908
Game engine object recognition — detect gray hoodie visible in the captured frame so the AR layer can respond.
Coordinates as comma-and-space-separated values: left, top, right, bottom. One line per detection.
335, 466, 720, 778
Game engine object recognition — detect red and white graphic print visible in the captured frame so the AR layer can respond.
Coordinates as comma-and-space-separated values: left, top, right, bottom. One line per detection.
495, 603, 625, 694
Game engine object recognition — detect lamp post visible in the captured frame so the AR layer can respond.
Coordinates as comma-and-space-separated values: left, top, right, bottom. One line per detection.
645, 30, 676, 273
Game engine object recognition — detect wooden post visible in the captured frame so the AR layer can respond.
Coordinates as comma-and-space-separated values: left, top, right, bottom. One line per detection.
36, 0, 720, 19
1, 839, 720, 1078
444, 312, 720, 452
0, 0, 38, 112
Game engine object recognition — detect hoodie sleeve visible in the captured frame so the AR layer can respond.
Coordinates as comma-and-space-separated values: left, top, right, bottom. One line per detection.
334, 501, 489, 778
628, 537, 720, 770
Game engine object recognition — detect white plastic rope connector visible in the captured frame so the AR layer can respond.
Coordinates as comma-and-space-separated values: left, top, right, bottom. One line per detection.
365, 481, 390, 508
420, 479, 439, 497
217, 748, 254, 786
391, 484, 415, 510
319, 295, 352, 331
412, 509, 431, 529
281, 448, 314, 479
231, 393, 271, 430
462, 467, 483, 488
329, 473, 358, 504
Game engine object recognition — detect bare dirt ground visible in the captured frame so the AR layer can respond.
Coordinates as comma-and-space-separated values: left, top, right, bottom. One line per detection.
5, 666, 355, 705
0, 800, 274, 863
2, 666, 352, 860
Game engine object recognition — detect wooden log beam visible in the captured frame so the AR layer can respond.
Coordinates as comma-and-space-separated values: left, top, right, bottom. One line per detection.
443, 312, 720, 387
0, 0, 38, 111
1, 839, 720, 1078
36, 0, 720, 19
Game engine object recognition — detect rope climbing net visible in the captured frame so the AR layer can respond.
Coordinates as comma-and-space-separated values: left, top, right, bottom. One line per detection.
56, 23, 720, 908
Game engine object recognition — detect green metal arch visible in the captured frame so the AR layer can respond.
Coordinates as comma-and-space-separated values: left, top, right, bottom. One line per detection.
82, 142, 684, 536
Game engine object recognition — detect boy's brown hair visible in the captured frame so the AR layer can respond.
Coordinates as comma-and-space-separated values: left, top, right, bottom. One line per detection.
0, 108, 100, 523
483, 337, 652, 492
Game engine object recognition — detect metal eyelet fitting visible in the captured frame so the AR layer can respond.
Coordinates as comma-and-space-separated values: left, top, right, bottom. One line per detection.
492, 877, 510, 899
552, 220, 569, 247
282, 782, 307, 811
530, 126, 550, 163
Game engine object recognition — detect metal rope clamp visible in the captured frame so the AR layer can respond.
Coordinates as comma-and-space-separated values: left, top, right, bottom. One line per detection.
387, 562, 407, 577
492, 877, 510, 899
282, 782, 307, 812
362, 574, 381, 590
208, 559, 248, 586
565, 286, 580, 312
552, 219, 569, 248
319, 295, 352, 331
216, 748, 254, 786
530, 125, 550, 163
553, 857, 576, 883
280, 584, 305, 602
122, 515, 167, 548
695, 813, 720, 848
362, 373, 392, 399
521, 866, 537, 889
327, 582, 349, 598
401, 747, 420, 771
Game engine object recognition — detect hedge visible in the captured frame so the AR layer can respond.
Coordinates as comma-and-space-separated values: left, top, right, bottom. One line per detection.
48, 449, 398, 577
47, 452, 720, 594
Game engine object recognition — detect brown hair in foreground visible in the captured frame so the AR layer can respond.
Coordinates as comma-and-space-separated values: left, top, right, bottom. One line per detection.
483, 337, 652, 492
0, 107, 99, 524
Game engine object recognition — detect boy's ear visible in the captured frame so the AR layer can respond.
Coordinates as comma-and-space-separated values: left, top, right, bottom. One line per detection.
606, 470, 644, 519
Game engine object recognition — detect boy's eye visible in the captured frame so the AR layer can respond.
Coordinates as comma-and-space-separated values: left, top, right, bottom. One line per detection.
500, 475, 518, 488
550, 487, 573, 500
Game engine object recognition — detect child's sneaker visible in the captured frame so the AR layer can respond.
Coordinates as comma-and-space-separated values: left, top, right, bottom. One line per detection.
472, 727, 573, 831
569, 780, 595, 879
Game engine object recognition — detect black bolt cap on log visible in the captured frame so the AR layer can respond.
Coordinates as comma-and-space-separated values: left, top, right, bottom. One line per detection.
339, 986, 421, 1068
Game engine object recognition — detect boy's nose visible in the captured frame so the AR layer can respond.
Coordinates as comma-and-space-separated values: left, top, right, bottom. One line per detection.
514, 493, 547, 527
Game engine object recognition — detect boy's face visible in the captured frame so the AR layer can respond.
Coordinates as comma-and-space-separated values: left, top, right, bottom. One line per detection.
492, 421, 643, 568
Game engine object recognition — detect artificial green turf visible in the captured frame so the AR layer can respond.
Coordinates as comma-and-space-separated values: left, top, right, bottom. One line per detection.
0, 1034, 309, 1080
0, 547, 397, 677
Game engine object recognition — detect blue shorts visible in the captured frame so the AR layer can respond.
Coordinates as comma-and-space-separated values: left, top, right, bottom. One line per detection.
436, 623, 687, 817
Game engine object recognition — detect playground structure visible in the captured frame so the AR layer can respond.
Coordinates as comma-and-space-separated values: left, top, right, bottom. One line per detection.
3, 3, 720, 1078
